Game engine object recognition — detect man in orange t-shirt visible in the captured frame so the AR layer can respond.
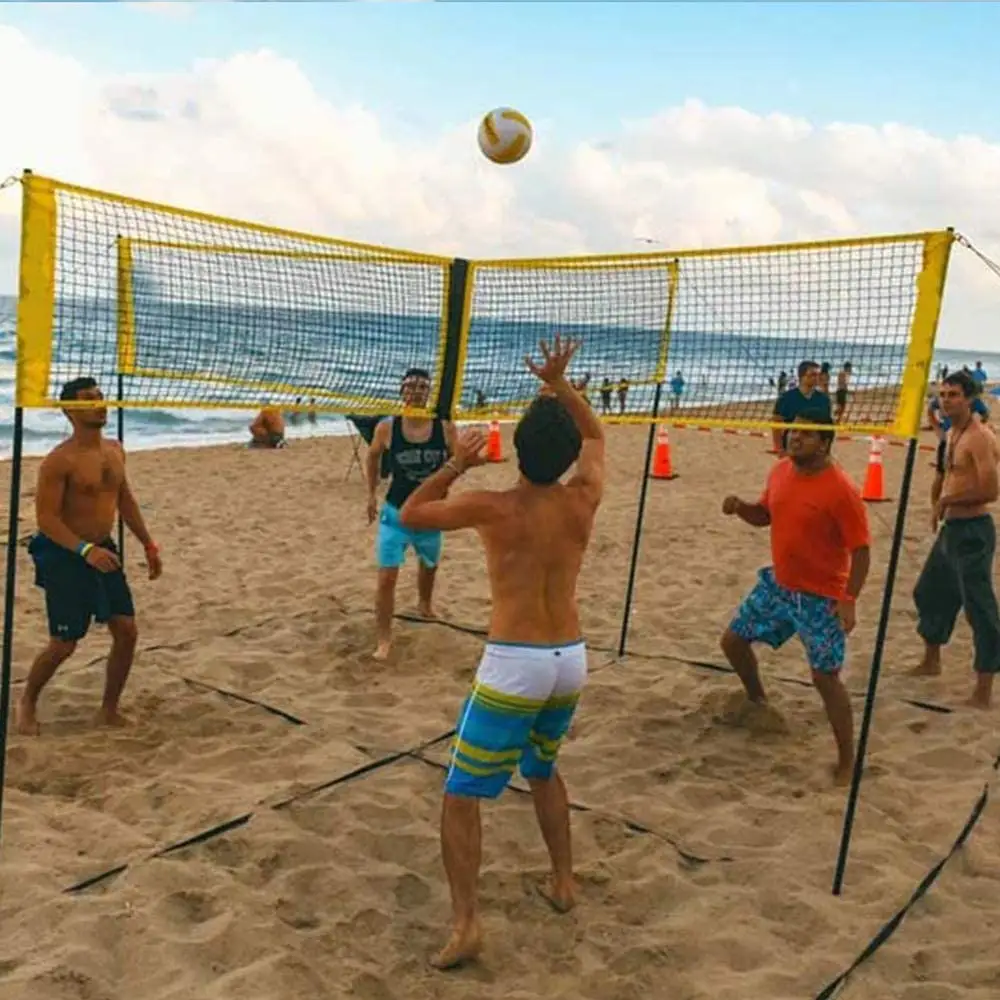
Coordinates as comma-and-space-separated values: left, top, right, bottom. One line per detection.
720, 410, 871, 785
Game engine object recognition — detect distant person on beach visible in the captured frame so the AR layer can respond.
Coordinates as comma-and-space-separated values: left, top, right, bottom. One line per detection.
973, 361, 988, 386
818, 362, 831, 395
599, 377, 613, 414
365, 367, 456, 660
771, 360, 831, 454
249, 404, 285, 448
835, 362, 852, 423
16, 377, 163, 735
573, 372, 592, 406
912, 370, 1000, 709
720, 409, 870, 785
399, 336, 604, 970
307, 398, 317, 425
669, 371, 685, 411
617, 377, 629, 414
288, 397, 302, 427
776, 370, 788, 396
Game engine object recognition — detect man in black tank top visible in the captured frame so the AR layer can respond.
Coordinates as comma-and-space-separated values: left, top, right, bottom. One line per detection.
366, 367, 456, 660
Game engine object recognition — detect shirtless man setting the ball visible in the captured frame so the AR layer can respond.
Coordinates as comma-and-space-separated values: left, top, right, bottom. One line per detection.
399, 337, 604, 970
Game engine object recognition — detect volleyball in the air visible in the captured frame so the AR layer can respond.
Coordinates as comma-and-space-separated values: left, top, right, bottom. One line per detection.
477, 107, 533, 165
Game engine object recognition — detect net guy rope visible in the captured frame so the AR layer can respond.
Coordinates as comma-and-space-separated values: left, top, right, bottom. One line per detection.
0, 169, 962, 905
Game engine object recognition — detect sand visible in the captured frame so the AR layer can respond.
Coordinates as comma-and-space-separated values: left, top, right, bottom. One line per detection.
0, 421, 998, 1000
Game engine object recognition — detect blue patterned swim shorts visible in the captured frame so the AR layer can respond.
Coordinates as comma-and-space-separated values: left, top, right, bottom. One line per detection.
728, 567, 846, 674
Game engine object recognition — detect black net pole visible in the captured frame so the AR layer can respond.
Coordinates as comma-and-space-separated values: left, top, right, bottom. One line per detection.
832, 435, 918, 895
617, 381, 664, 657
0, 407, 25, 843
116, 374, 125, 558
435, 257, 467, 421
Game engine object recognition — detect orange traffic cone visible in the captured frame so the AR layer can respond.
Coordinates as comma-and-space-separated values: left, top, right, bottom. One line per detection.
861, 436, 891, 503
651, 425, 678, 480
485, 418, 504, 463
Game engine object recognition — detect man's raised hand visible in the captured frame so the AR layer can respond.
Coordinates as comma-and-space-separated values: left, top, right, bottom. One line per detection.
452, 428, 490, 473
524, 335, 581, 385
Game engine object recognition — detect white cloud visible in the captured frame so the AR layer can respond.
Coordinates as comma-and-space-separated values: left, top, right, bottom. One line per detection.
1, 25, 998, 350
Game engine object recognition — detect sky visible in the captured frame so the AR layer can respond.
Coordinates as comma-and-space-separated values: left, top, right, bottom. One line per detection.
1, 0, 999, 349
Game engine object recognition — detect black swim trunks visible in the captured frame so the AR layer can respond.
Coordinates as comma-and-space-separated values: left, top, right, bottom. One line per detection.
28, 534, 135, 641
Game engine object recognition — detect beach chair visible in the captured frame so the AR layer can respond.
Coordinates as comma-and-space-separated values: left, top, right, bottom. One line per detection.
345, 415, 391, 482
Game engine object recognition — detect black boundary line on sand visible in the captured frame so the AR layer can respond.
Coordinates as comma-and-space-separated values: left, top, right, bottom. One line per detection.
57, 645, 711, 896
53, 610, 963, 894
41, 606, 997, 996
400, 745, 732, 868
61, 729, 458, 895
391, 611, 955, 718
812, 753, 1000, 1000
9, 609, 319, 692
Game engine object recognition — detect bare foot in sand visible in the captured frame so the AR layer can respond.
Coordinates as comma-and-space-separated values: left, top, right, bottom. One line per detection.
832, 761, 854, 787
14, 699, 40, 736
416, 603, 437, 621
966, 674, 993, 710
429, 921, 482, 971
372, 639, 391, 661
910, 652, 942, 677
536, 877, 576, 914
94, 706, 130, 728
965, 692, 992, 710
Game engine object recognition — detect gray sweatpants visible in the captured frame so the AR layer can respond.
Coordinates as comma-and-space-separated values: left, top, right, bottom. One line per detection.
913, 515, 1000, 674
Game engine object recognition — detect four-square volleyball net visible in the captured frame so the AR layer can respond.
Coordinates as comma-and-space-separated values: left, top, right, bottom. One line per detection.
3, 170, 964, 898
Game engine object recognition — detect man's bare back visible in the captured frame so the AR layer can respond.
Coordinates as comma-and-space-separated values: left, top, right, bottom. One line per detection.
398, 336, 604, 970
474, 481, 595, 646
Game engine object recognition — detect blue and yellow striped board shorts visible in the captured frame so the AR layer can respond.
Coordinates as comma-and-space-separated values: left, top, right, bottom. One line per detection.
444, 640, 588, 799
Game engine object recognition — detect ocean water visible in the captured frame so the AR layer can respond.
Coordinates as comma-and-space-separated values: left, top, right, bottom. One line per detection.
0, 292, 997, 461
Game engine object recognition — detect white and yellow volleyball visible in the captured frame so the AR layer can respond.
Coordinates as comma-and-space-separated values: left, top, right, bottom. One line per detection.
477, 107, 533, 165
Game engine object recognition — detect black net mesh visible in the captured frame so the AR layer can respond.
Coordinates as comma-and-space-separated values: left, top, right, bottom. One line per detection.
44, 184, 450, 415
457, 239, 931, 433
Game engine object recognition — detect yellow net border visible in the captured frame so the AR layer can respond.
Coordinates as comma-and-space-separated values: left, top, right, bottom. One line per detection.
14, 171, 954, 438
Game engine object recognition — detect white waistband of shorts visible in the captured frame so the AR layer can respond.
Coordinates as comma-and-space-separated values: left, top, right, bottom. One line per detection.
484, 638, 586, 655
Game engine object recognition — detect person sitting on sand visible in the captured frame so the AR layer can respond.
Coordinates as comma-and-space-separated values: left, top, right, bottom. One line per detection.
249, 404, 286, 448
399, 336, 604, 971
16, 377, 163, 735
912, 370, 1000, 708
365, 367, 456, 660
719, 409, 870, 786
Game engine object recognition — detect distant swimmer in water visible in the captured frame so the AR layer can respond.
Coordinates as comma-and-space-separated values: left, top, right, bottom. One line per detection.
17, 377, 163, 735
249, 404, 286, 448
400, 336, 605, 970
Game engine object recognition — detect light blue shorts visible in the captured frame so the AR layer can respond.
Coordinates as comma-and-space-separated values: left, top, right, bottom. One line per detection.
375, 501, 443, 570
444, 640, 588, 799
